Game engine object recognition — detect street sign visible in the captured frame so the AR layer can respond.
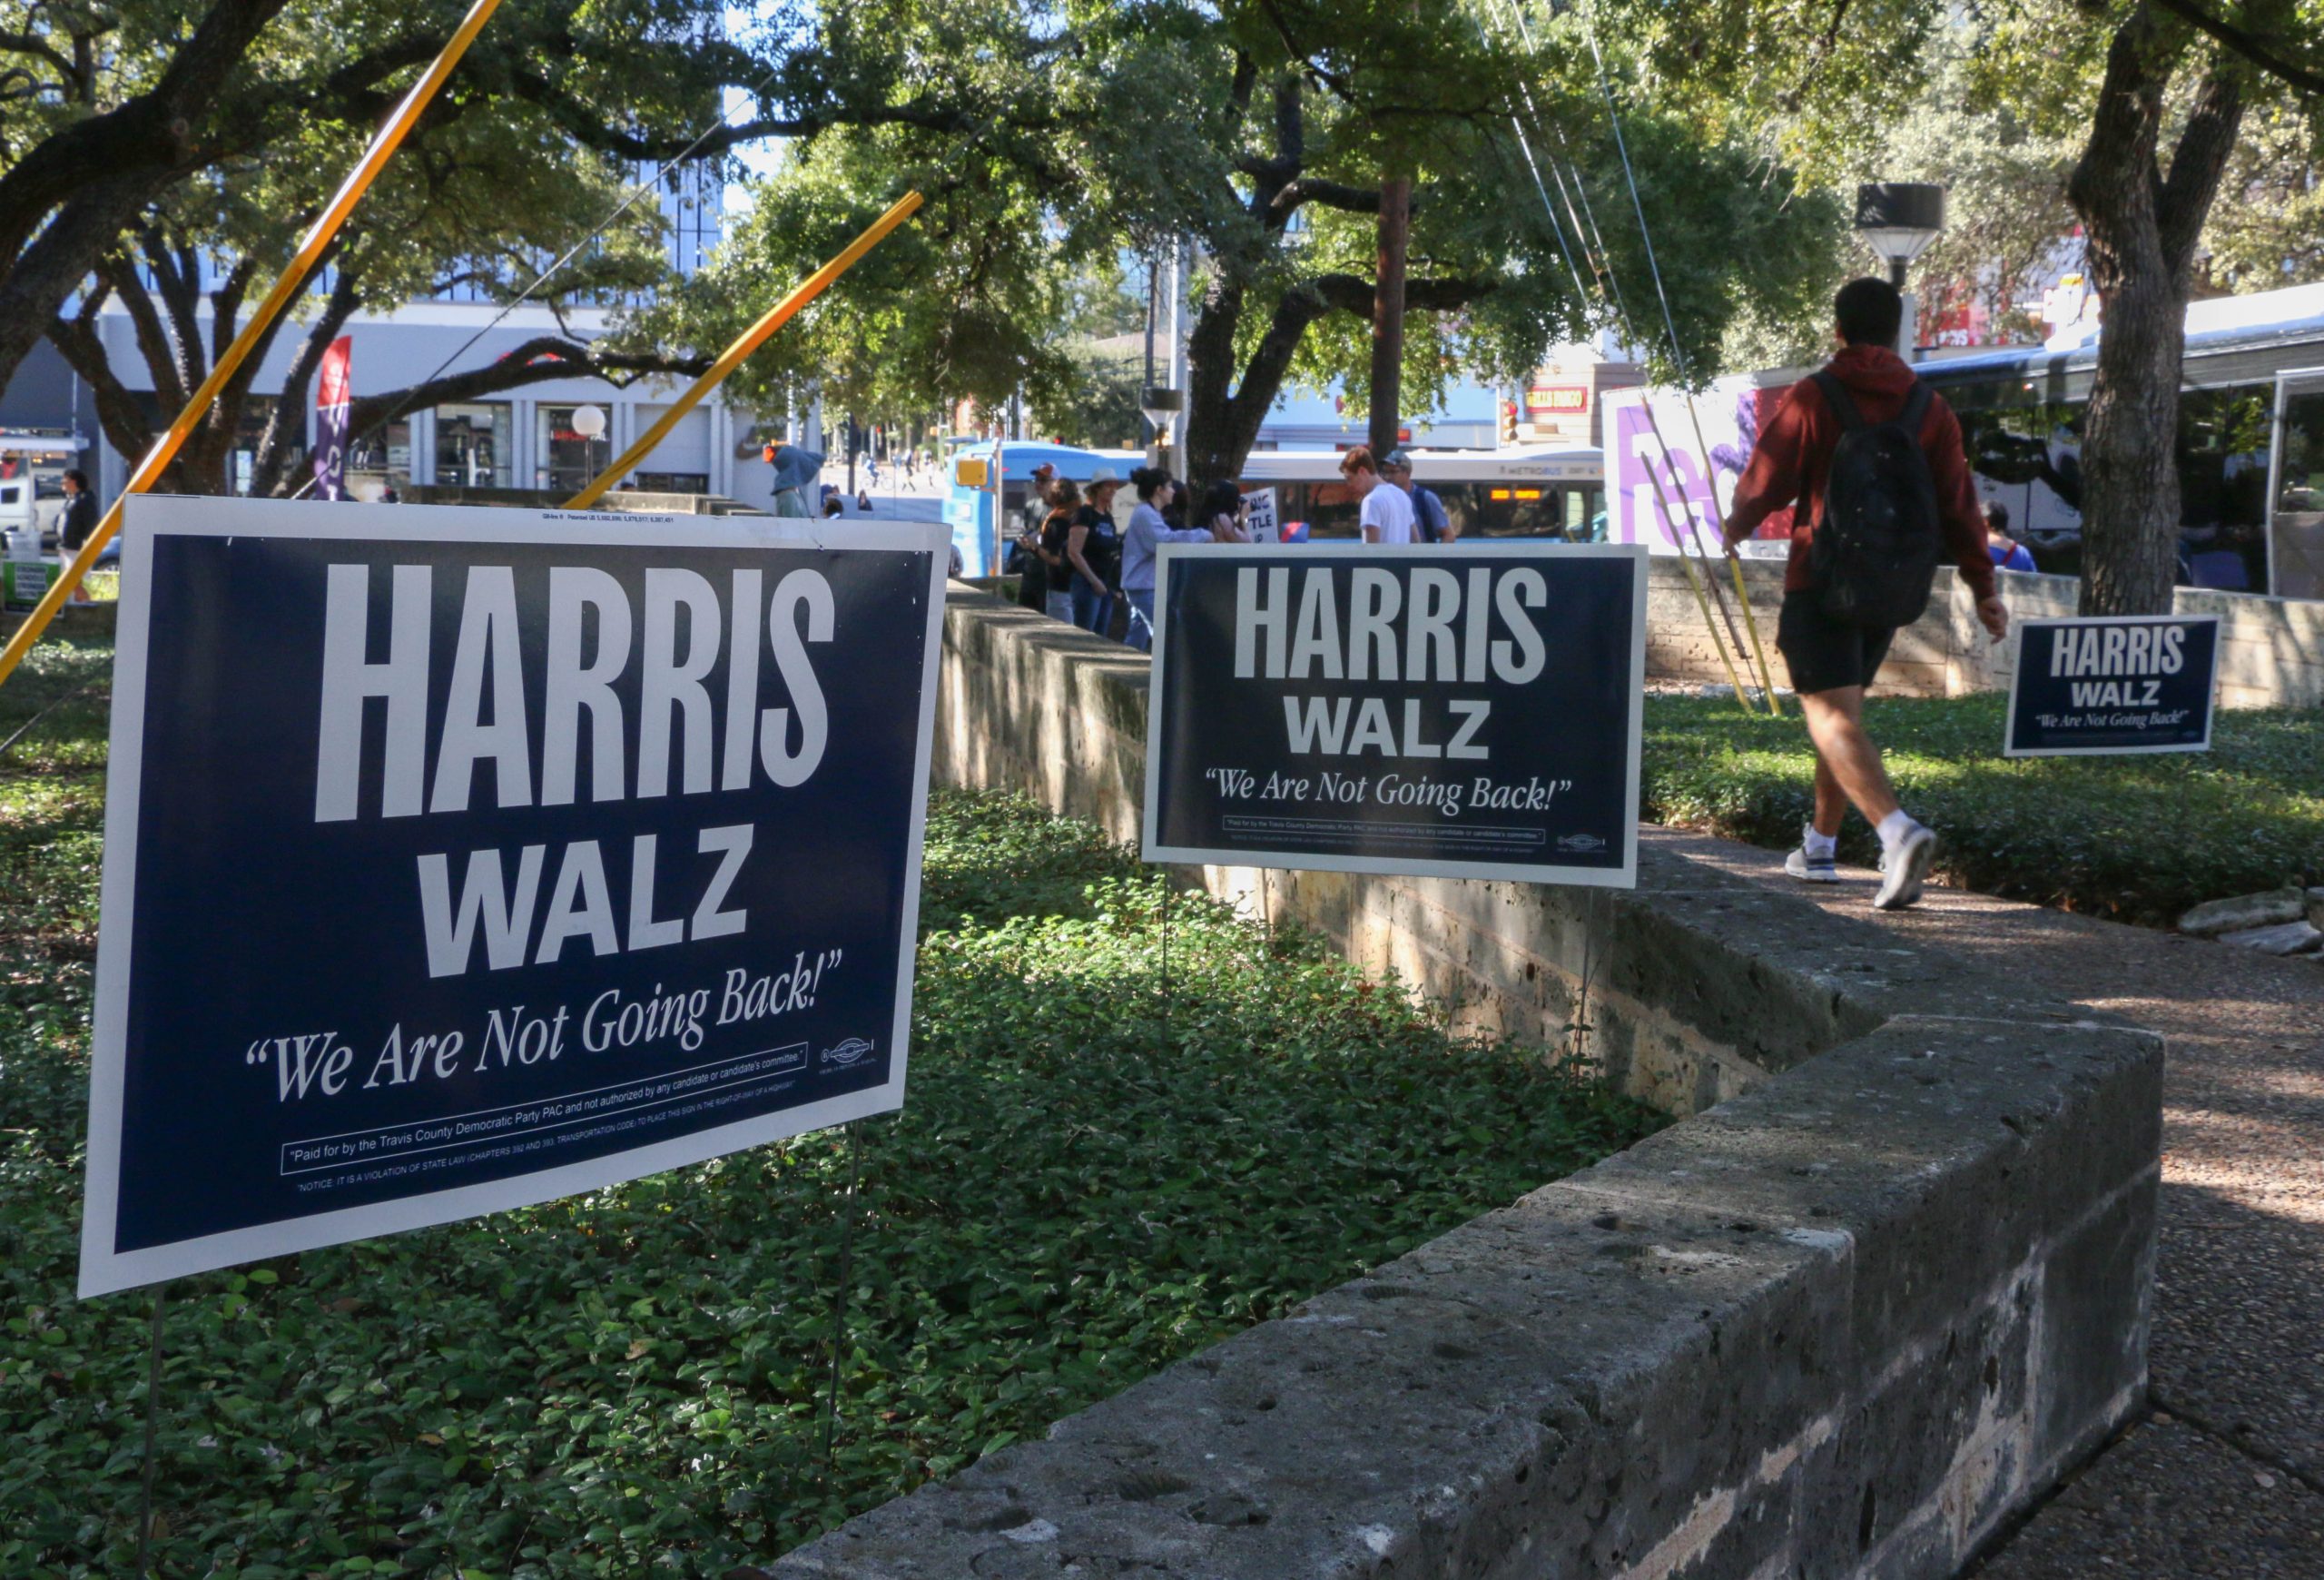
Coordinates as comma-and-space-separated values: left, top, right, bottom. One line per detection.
2004, 614, 2221, 756
1142, 542, 1645, 885
80, 498, 947, 1297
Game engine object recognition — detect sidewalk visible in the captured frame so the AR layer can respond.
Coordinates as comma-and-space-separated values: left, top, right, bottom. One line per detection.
1642, 828, 2324, 1577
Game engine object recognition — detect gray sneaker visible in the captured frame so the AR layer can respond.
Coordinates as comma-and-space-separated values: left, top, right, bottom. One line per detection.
1873, 823, 1936, 911
1785, 825, 1840, 883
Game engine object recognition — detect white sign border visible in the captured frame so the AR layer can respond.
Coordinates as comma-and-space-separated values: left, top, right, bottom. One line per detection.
2001, 612, 2222, 758
1139, 539, 1648, 887
80, 496, 950, 1299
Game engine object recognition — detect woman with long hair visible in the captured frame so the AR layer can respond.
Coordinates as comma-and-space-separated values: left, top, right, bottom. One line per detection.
1039, 477, 1082, 624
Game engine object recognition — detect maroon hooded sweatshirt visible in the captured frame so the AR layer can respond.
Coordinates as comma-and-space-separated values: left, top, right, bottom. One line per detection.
1728, 343, 1996, 604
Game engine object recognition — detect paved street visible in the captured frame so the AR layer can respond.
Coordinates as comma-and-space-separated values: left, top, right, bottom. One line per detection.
1647, 828, 2324, 1578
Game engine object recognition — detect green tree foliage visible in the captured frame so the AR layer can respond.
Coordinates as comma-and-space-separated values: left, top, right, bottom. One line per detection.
657, 0, 1845, 485
0, 0, 788, 402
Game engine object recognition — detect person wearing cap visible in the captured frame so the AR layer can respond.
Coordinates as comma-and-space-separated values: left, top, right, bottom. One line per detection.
1068, 469, 1127, 635
1382, 449, 1454, 543
1009, 461, 1058, 610
1340, 445, 1415, 544
764, 443, 822, 518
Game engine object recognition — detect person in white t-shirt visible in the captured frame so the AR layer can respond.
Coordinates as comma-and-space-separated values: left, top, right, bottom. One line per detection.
1341, 445, 1414, 543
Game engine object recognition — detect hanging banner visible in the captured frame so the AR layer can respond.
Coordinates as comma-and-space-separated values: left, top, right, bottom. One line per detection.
80, 499, 948, 1297
312, 335, 353, 501
1142, 542, 1646, 885
2004, 614, 2221, 756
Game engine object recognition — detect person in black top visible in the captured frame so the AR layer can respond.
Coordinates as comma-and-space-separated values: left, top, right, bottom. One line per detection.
1068, 469, 1126, 635
1010, 463, 1056, 611
58, 470, 98, 553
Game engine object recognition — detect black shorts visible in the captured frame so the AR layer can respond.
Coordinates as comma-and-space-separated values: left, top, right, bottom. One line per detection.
1776, 590, 1895, 695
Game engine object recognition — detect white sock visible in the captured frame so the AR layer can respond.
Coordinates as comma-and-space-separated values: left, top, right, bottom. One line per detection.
1876, 809, 1920, 852
1803, 826, 1837, 860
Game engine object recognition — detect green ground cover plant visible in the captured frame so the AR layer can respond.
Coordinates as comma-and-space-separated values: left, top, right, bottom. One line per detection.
1643, 693, 2324, 925
0, 638, 1658, 1579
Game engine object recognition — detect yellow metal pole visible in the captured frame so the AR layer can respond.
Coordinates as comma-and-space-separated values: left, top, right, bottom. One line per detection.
1630, 411, 1756, 711
0, 0, 507, 691
1681, 394, 1783, 713
564, 192, 927, 511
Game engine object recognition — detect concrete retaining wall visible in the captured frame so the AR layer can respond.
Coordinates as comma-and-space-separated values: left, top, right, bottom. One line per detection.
1647, 558, 2323, 708
768, 586, 2162, 1580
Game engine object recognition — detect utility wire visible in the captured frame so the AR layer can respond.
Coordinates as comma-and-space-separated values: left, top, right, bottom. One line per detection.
1489, 0, 1768, 709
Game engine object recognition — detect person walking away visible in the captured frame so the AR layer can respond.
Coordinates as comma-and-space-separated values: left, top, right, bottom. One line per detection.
1068, 470, 1128, 635
766, 444, 822, 518
1120, 468, 1215, 651
1984, 501, 2036, 571
1341, 447, 1415, 544
1382, 449, 1454, 542
1197, 479, 1255, 544
1721, 277, 2006, 910
1039, 477, 1083, 623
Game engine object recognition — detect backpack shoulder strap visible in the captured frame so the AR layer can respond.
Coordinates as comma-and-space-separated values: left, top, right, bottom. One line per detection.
1808, 370, 1865, 432
1897, 378, 1935, 433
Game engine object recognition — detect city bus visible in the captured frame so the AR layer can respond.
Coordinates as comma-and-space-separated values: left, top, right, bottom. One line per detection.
1234, 444, 1605, 540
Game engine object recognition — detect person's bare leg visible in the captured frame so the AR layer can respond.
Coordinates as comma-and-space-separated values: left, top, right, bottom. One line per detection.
1797, 686, 1900, 828
1811, 752, 1848, 839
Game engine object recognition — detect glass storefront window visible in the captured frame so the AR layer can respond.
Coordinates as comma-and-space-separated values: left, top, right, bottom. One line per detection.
2270, 383, 2324, 600
350, 419, 412, 497
437, 402, 511, 489
537, 406, 611, 495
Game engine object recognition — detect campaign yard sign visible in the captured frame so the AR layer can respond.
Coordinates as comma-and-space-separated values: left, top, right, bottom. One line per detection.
2004, 615, 2221, 757
80, 498, 948, 1298
1143, 542, 1646, 885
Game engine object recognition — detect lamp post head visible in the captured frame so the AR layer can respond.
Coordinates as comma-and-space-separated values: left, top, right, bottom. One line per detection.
571, 404, 608, 440
1854, 183, 1945, 287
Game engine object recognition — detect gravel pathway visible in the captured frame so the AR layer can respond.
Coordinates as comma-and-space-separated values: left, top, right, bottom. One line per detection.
1640, 827, 2324, 1579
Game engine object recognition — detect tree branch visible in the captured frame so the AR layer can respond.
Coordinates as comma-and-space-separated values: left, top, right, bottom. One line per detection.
347, 339, 714, 438
1309, 272, 1496, 317
2151, 0, 2324, 94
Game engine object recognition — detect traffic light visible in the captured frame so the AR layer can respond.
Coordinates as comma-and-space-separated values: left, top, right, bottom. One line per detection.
1499, 399, 1519, 445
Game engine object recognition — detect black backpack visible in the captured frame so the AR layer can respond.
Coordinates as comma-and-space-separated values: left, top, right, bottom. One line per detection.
1807, 372, 1943, 628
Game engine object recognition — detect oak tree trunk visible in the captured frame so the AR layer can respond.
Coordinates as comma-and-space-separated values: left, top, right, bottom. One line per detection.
2065, 2, 2245, 615
1368, 174, 1411, 459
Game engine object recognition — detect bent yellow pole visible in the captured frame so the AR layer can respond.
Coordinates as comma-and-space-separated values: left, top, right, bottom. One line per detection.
564, 191, 927, 510
0, 0, 506, 691
1682, 394, 1782, 713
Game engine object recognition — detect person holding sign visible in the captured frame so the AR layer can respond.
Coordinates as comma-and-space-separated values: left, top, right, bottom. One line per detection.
1720, 278, 2007, 910
1196, 479, 1256, 546
1340, 446, 1416, 544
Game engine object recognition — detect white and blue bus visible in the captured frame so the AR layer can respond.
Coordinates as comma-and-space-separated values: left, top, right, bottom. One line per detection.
947, 440, 1607, 573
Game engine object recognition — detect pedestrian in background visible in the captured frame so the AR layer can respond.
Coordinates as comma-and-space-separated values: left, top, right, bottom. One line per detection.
1340, 446, 1415, 544
766, 444, 822, 518
1040, 476, 1083, 624
1383, 449, 1454, 542
58, 469, 97, 553
1984, 501, 2036, 572
1069, 470, 1126, 635
1120, 467, 1214, 651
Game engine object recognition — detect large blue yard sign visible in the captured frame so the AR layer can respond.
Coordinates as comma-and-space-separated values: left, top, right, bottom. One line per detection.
1142, 542, 1646, 886
80, 499, 947, 1297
